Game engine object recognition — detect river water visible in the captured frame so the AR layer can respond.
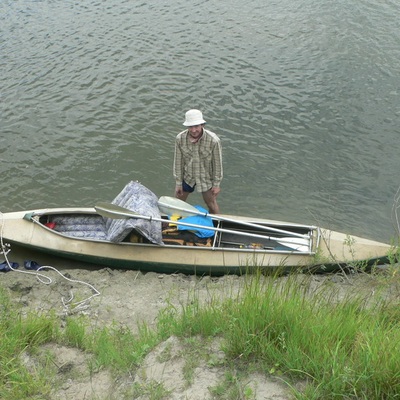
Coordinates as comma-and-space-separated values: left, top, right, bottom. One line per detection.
1, 0, 399, 242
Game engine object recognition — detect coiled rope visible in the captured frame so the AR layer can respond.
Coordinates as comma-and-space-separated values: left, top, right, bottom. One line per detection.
0, 212, 100, 314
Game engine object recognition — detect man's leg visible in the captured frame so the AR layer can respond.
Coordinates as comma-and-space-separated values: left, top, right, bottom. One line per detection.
176, 181, 196, 202
176, 190, 190, 201
202, 189, 220, 214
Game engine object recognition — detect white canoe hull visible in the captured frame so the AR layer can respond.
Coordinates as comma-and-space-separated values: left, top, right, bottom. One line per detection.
0, 208, 392, 275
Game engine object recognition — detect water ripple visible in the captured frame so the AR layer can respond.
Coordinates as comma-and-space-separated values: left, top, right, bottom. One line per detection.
0, 0, 399, 241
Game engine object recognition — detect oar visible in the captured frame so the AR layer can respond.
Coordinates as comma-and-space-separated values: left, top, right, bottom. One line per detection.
95, 202, 310, 252
158, 196, 309, 239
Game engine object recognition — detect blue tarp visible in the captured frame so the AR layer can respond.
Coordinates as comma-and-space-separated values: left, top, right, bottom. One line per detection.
175, 205, 215, 238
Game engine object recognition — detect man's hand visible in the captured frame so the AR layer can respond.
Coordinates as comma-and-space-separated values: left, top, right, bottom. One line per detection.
175, 185, 184, 198
211, 187, 221, 196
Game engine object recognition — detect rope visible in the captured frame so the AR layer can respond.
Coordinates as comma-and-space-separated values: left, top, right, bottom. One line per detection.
0, 212, 100, 314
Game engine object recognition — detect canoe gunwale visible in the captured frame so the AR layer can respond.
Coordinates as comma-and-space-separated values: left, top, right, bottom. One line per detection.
23, 210, 319, 256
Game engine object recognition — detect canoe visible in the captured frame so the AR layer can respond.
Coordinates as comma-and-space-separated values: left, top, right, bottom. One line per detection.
0, 204, 392, 276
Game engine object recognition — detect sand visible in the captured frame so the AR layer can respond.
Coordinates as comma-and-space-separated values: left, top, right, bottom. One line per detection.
0, 244, 374, 399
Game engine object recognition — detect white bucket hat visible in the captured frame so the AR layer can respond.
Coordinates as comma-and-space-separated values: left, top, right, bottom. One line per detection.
183, 109, 206, 126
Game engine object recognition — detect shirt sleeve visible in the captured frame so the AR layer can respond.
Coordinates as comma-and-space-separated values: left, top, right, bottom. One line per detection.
173, 136, 183, 186
212, 139, 223, 187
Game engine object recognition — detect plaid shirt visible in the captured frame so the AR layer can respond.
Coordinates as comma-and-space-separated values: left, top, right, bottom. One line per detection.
173, 128, 223, 192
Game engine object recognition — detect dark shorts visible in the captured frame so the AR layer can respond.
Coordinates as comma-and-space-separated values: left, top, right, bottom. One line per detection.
182, 180, 196, 193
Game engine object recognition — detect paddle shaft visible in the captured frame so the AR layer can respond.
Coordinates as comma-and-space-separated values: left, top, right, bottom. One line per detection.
158, 196, 310, 239
95, 203, 310, 250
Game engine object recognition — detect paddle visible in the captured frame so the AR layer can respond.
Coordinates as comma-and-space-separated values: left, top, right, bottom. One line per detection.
95, 202, 310, 252
158, 196, 310, 239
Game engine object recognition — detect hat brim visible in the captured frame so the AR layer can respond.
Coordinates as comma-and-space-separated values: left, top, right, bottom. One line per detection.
183, 119, 206, 127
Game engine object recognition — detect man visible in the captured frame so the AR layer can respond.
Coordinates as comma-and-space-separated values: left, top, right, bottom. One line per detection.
173, 109, 223, 214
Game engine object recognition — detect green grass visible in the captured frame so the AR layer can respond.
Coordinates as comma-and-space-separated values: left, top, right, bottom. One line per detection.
2, 265, 400, 399
0, 291, 58, 399
156, 271, 400, 399
0, 286, 159, 399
